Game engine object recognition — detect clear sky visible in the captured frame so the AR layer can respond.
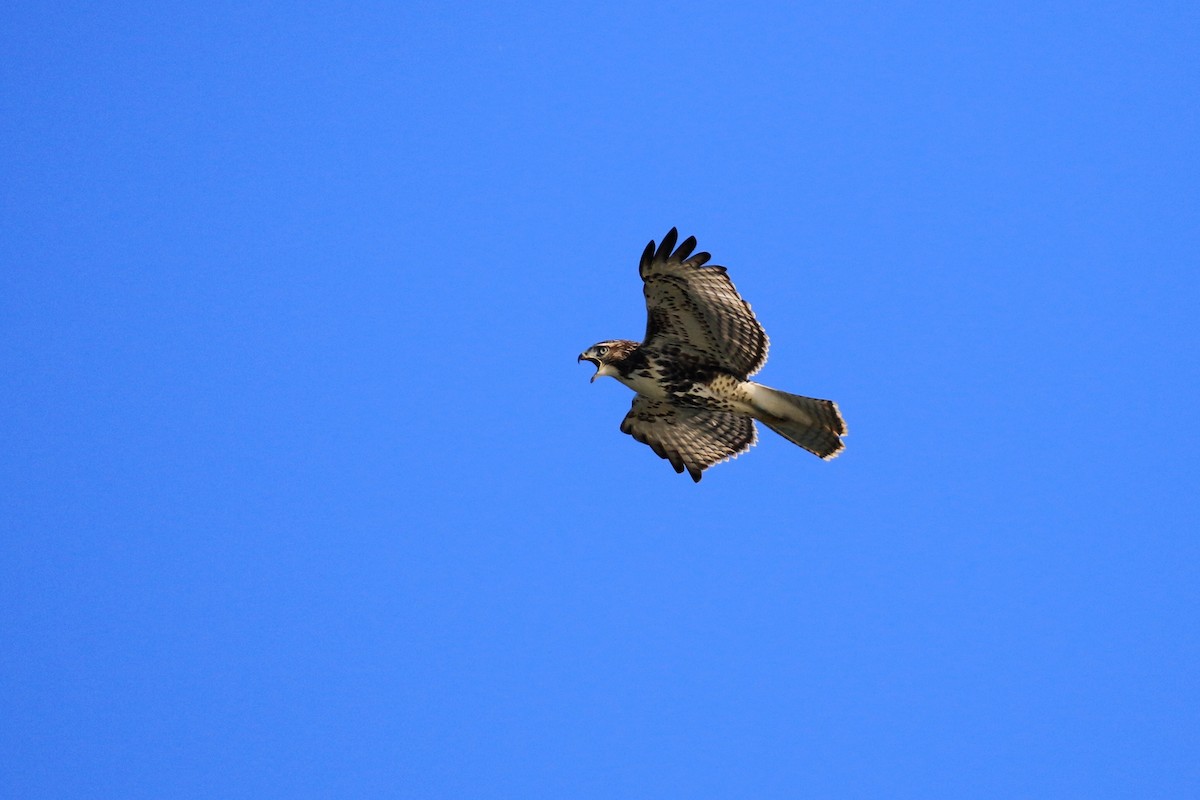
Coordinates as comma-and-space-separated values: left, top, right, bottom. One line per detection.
3, 2, 1198, 798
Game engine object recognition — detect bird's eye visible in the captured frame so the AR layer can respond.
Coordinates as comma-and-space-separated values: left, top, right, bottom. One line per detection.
597, 346, 608, 355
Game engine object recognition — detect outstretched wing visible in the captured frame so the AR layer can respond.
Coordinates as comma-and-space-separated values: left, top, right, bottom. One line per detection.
640, 228, 769, 377
620, 396, 757, 482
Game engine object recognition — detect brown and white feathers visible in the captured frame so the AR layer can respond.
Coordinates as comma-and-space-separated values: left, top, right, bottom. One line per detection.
579, 229, 846, 481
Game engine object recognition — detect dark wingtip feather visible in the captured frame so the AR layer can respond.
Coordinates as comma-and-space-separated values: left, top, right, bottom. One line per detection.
688, 466, 702, 482
640, 240, 655, 268
655, 228, 678, 262
690, 251, 711, 266
674, 235, 697, 261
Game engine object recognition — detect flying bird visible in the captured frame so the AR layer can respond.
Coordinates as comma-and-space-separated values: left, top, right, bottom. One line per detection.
578, 228, 846, 482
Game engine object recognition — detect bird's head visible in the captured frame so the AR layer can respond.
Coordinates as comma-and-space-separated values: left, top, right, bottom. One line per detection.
578, 339, 638, 383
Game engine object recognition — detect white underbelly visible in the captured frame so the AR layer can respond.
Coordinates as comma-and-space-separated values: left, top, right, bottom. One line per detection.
615, 371, 670, 399
613, 370, 756, 415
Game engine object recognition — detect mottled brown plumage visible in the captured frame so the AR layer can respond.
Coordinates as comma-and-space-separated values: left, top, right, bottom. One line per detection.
579, 229, 846, 481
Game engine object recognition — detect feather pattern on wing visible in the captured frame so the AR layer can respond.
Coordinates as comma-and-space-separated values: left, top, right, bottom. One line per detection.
619, 395, 757, 482
640, 228, 769, 378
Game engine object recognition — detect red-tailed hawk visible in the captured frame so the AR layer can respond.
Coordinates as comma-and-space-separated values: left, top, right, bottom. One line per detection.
578, 228, 846, 482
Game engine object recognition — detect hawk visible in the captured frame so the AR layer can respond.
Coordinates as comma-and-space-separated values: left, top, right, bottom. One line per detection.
578, 228, 846, 482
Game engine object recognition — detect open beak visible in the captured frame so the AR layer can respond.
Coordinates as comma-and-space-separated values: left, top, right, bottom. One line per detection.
578, 353, 601, 382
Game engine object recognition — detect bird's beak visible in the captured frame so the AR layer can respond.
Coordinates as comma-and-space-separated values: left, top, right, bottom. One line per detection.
578, 353, 601, 382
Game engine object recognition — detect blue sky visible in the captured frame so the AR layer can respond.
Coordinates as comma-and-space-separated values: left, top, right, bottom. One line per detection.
3, 2, 1198, 797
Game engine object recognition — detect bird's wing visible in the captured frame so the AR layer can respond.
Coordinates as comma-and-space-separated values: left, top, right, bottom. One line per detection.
640, 228, 769, 377
620, 396, 757, 482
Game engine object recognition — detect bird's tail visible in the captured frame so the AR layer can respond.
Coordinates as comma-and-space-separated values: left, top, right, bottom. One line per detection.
745, 383, 847, 460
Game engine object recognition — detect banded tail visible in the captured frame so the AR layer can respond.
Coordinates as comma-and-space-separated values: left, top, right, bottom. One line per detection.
746, 383, 847, 460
